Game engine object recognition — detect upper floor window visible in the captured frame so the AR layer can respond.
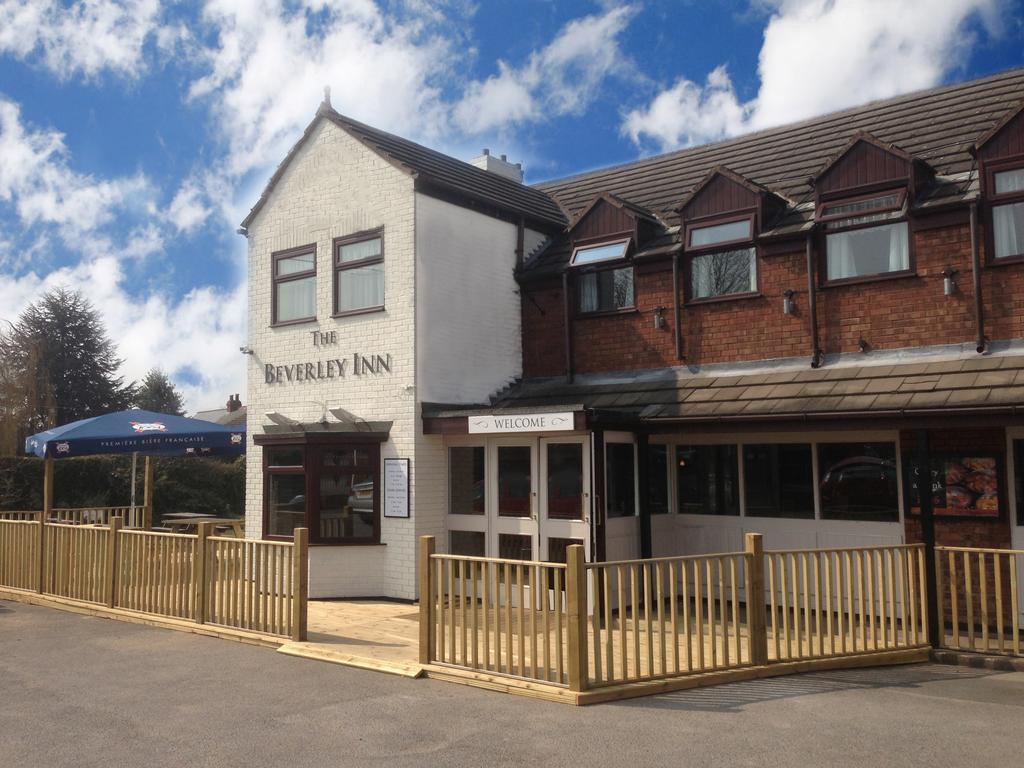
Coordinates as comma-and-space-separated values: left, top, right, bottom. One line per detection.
334, 230, 384, 315
571, 238, 635, 314
272, 246, 316, 325
820, 191, 909, 282
992, 167, 1024, 260
579, 267, 634, 313
685, 216, 758, 300
571, 239, 629, 265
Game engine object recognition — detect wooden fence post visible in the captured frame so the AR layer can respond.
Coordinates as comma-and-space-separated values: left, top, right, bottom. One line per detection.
291, 528, 309, 642
106, 516, 123, 608
566, 544, 589, 692
143, 457, 154, 530
194, 522, 212, 624
418, 536, 435, 665
745, 533, 769, 666
38, 457, 54, 593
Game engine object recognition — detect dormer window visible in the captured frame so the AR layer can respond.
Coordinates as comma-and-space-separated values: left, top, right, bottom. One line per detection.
572, 239, 635, 314
684, 214, 758, 301
991, 167, 1024, 260
819, 191, 910, 282
570, 239, 630, 266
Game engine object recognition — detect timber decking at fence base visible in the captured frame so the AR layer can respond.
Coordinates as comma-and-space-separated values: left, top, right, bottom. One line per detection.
0, 587, 284, 649
277, 642, 425, 677
423, 647, 931, 706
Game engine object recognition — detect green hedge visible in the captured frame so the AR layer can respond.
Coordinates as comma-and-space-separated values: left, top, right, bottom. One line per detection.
0, 455, 245, 520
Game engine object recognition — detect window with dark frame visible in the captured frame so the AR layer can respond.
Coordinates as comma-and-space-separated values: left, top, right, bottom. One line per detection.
685, 216, 758, 300
819, 190, 910, 282
334, 230, 384, 315
648, 444, 669, 515
991, 167, 1024, 260
262, 440, 381, 544
272, 246, 316, 325
578, 266, 635, 313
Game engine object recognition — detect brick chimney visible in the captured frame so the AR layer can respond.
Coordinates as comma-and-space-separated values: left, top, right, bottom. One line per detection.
226, 394, 242, 413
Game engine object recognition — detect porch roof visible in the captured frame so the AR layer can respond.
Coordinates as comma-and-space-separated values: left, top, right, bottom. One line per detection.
440, 352, 1024, 429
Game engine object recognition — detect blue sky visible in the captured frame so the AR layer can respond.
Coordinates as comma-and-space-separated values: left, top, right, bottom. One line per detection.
1, 0, 1022, 410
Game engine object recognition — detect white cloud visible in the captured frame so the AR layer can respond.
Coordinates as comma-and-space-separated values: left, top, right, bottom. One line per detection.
623, 0, 1001, 152
166, 181, 211, 235
453, 4, 639, 134
0, 257, 246, 413
0, 0, 163, 80
0, 97, 152, 236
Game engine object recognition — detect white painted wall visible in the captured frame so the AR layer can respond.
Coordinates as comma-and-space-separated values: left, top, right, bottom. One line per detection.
414, 193, 529, 405
244, 118, 418, 599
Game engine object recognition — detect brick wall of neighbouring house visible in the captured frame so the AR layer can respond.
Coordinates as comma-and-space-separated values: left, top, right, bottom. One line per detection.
522, 218, 1024, 378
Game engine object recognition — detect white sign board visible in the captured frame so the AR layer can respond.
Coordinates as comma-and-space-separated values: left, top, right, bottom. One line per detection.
383, 458, 410, 518
467, 412, 575, 434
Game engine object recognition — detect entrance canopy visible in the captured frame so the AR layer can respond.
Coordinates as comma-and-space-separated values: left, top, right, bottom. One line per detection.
25, 409, 245, 459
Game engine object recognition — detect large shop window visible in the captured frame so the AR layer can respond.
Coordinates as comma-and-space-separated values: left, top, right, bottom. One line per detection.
578, 267, 635, 313
676, 444, 739, 516
991, 168, 1024, 260
448, 446, 485, 515
272, 247, 316, 325
821, 192, 909, 282
263, 441, 381, 544
606, 442, 637, 518
817, 442, 899, 522
743, 443, 815, 519
334, 231, 384, 315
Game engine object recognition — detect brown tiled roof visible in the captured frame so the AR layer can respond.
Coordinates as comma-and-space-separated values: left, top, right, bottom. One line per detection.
462, 354, 1024, 424
523, 67, 1024, 278
242, 105, 568, 231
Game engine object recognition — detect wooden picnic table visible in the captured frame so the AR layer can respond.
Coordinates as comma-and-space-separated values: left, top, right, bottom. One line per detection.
164, 517, 245, 537
162, 512, 215, 521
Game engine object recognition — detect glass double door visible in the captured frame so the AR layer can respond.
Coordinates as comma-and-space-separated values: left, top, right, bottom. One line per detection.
451, 436, 591, 563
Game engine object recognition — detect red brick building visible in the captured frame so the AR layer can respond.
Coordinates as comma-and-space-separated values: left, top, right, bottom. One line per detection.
424, 67, 1024, 570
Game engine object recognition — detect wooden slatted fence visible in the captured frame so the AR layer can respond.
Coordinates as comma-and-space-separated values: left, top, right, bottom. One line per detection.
0, 511, 41, 522
0, 520, 40, 591
585, 552, 750, 686
423, 548, 573, 686
53, 506, 147, 528
0, 518, 307, 641
936, 546, 1022, 657
764, 545, 929, 661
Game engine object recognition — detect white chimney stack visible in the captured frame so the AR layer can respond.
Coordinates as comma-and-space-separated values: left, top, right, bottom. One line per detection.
469, 148, 523, 183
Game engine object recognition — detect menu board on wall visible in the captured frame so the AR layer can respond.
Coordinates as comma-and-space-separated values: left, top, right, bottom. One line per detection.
383, 458, 410, 518
908, 454, 1001, 518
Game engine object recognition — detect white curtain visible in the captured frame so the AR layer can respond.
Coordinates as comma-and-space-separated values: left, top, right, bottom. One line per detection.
993, 202, 1024, 259
337, 264, 384, 311
826, 222, 908, 280
579, 273, 598, 312
277, 276, 315, 321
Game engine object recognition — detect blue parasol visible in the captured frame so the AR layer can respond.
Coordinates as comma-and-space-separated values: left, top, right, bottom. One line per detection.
24, 409, 246, 460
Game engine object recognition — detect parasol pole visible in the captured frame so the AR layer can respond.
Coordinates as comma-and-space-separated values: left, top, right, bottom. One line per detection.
130, 451, 137, 510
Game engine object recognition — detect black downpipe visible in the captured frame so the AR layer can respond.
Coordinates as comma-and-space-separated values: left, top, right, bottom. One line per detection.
673, 252, 683, 360
916, 429, 940, 647
637, 432, 652, 560
805, 230, 823, 368
970, 202, 987, 353
562, 271, 574, 382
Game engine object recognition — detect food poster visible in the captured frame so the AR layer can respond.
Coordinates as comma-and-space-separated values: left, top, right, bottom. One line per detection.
908, 455, 1001, 518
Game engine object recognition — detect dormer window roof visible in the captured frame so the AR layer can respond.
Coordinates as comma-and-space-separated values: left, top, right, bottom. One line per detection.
570, 238, 630, 266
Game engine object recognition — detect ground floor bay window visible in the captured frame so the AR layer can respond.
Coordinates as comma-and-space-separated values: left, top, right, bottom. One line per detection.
259, 437, 382, 544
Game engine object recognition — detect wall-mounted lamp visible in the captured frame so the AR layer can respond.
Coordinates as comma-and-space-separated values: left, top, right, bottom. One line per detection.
942, 267, 959, 297
239, 346, 254, 355
654, 306, 666, 330
782, 289, 796, 315
858, 337, 870, 353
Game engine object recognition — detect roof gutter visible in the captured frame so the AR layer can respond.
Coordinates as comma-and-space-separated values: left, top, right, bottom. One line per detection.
642, 404, 1024, 425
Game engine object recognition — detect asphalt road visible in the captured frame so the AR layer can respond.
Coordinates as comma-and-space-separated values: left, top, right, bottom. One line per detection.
2, 600, 1022, 768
